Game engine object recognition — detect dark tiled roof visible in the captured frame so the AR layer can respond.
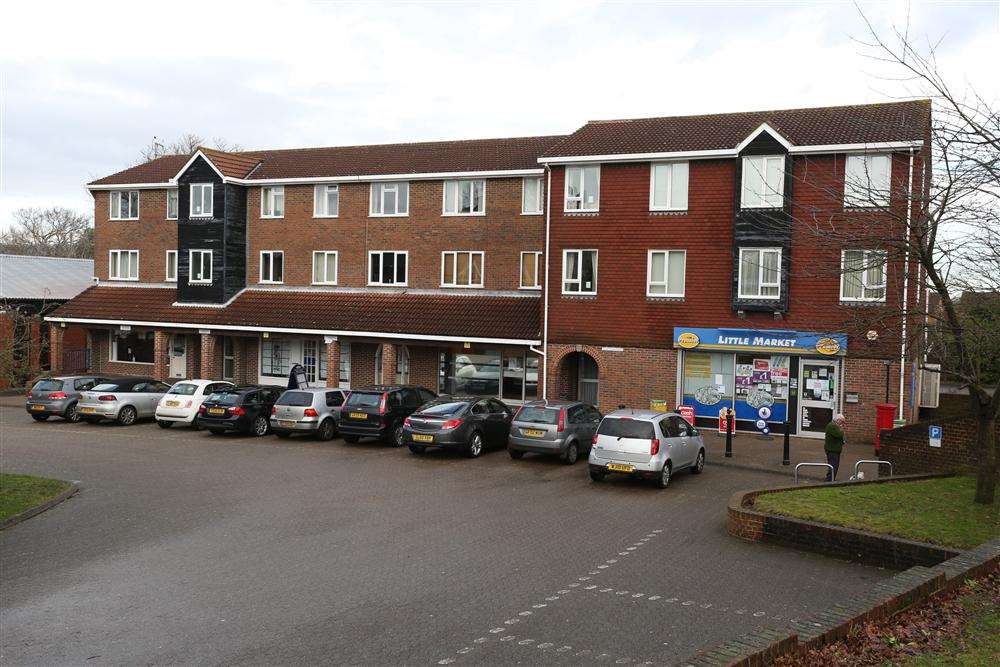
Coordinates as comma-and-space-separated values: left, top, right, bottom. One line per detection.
541, 100, 931, 158
198, 147, 261, 179
50, 287, 541, 342
89, 154, 190, 185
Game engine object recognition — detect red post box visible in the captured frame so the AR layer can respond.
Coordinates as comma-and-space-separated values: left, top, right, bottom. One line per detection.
874, 403, 896, 453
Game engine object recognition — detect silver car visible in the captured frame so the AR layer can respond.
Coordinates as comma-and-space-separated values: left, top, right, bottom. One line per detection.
25, 375, 109, 422
270, 387, 347, 440
588, 410, 705, 488
508, 400, 602, 464
78, 377, 173, 425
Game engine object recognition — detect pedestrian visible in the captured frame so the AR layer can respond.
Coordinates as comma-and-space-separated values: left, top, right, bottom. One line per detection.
824, 414, 846, 481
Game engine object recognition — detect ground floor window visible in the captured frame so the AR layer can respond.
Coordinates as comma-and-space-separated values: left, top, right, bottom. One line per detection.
261, 339, 292, 377
222, 337, 235, 381
339, 342, 351, 388
438, 348, 538, 402
110, 330, 154, 363
396, 345, 410, 384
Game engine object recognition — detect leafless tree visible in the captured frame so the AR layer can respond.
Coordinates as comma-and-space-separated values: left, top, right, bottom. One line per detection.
0, 301, 46, 388
138, 133, 245, 163
0, 207, 94, 258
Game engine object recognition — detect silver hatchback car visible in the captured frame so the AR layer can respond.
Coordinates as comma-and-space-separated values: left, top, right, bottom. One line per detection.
25, 375, 110, 422
588, 410, 705, 488
508, 400, 602, 464
270, 387, 347, 440
78, 377, 173, 425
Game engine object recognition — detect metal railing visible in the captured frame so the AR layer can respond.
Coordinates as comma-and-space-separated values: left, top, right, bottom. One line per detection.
794, 462, 833, 484
854, 459, 894, 479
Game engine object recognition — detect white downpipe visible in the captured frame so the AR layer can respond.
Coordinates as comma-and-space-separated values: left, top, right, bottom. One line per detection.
898, 149, 916, 420
540, 165, 552, 399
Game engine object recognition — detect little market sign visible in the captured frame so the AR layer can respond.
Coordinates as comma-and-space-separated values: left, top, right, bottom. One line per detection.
672, 327, 847, 356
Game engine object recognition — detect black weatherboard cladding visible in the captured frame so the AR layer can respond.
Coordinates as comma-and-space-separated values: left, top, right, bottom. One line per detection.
732, 131, 792, 313
176, 156, 247, 303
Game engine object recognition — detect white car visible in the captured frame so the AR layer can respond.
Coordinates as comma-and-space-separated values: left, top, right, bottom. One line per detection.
155, 379, 235, 428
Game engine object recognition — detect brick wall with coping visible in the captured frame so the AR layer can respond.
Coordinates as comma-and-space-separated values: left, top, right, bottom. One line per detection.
880, 414, 997, 476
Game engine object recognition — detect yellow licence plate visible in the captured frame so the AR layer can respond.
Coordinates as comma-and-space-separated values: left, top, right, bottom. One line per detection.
166, 400, 180, 407
608, 463, 635, 473
523, 428, 545, 438
412, 434, 434, 443
350, 412, 367, 420
80, 406, 97, 414
30, 404, 45, 411
208, 407, 227, 415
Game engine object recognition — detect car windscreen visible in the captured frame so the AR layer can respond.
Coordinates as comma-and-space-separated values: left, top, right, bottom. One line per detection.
32, 379, 64, 392
515, 406, 560, 425
597, 418, 655, 440
92, 382, 125, 392
344, 392, 382, 408
419, 401, 468, 416
167, 383, 198, 395
277, 391, 313, 407
206, 392, 241, 406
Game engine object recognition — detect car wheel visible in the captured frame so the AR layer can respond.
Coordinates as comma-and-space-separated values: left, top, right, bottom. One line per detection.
508, 449, 525, 460
409, 444, 426, 455
589, 467, 606, 482
561, 442, 579, 465
209, 428, 226, 436
317, 419, 336, 441
343, 435, 360, 444
655, 461, 672, 489
691, 449, 705, 474
390, 423, 405, 447
251, 415, 269, 437
117, 405, 137, 426
64, 403, 80, 423
467, 431, 484, 458
157, 420, 173, 429
31, 414, 50, 422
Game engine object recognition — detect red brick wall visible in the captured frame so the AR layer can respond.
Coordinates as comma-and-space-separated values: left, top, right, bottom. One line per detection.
881, 414, 997, 476
93, 190, 177, 283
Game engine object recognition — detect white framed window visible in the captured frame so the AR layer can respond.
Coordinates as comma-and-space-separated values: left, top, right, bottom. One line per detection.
259, 250, 284, 284
312, 250, 339, 285
738, 247, 781, 299
844, 154, 891, 208
165, 250, 177, 282
647, 250, 686, 297
441, 251, 484, 288
370, 182, 409, 216
443, 179, 485, 215
841, 249, 887, 302
109, 249, 139, 281
368, 250, 408, 286
190, 183, 214, 218
521, 177, 543, 215
520, 251, 541, 289
562, 249, 598, 295
110, 330, 155, 364
261, 186, 285, 218
166, 189, 179, 220
313, 184, 340, 217
109, 190, 139, 220
189, 249, 213, 284
564, 165, 600, 212
740, 155, 785, 208
649, 162, 689, 211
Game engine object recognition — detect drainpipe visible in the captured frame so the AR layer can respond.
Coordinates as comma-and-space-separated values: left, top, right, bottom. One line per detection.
539, 164, 553, 399
898, 148, 916, 420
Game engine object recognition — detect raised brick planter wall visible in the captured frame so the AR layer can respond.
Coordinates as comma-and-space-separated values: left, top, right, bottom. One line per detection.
880, 414, 997, 476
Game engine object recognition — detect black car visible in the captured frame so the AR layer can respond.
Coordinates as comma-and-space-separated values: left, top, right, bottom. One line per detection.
338, 385, 437, 446
404, 396, 513, 458
196, 385, 282, 436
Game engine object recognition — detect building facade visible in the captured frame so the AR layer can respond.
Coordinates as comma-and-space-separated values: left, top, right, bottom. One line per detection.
49, 100, 931, 442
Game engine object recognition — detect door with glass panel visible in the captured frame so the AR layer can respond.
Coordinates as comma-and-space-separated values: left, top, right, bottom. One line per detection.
577, 353, 599, 405
222, 337, 235, 382
168, 335, 187, 378
302, 340, 318, 384
798, 360, 838, 438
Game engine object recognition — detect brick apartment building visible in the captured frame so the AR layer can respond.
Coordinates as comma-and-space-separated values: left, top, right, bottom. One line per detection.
48, 100, 931, 442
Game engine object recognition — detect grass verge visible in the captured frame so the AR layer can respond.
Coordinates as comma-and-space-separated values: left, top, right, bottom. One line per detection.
752, 476, 998, 549
0, 473, 73, 522
909, 580, 1000, 666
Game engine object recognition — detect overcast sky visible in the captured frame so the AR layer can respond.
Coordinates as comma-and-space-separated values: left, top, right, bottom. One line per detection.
1, 0, 997, 228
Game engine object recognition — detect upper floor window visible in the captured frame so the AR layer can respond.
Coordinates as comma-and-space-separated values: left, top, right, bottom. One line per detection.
522, 177, 543, 214
841, 249, 887, 302
109, 249, 139, 281
443, 179, 486, 215
370, 182, 409, 216
520, 251, 541, 289
738, 247, 781, 299
189, 249, 213, 284
562, 249, 597, 295
314, 184, 340, 217
647, 250, 686, 297
565, 165, 600, 212
649, 162, 689, 211
312, 250, 339, 285
844, 154, 891, 208
260, 250, 284, 284
190, 183, 214, 218
166, 189, 178, 220
165, 250, 177, 282
741, 155, 784, 209
261, 186, 285, 218
110, 191, 139, 220
369, 250, 407, 286
441, 251, 484, 288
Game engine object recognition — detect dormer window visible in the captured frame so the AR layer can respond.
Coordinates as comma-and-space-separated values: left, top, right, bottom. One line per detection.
741, 156, 784, 209
190, 183, 214, 218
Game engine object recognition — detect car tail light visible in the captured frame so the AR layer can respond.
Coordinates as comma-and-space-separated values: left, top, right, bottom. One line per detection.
26, 390, 32, 397
303, 408, 319, 417
98, 394, 117, 402
403, 417, 412, 427
229, 406, 246, 416
379, 393, 387, 414
198, 405, 206, 414
650, 438, 660, 456
48, 391, 68, 400
557, 408, 566, 433
592, 434, 599, 445
441, 418, 463, 430
271, 406, 277, 415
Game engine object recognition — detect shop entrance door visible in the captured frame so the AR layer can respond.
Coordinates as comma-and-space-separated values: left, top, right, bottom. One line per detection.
798, 359, 838, 438
169, 335, 187, 378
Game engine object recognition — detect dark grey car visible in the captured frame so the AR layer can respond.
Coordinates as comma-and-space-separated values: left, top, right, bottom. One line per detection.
25, 375, 109, 423
507, 400, 602, 464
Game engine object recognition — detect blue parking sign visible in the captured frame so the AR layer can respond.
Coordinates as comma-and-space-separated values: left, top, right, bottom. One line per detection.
929, 425, 942, 448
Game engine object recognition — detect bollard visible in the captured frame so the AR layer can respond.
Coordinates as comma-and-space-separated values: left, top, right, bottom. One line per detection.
782, 419, 790, 466
724, 408, 733, 458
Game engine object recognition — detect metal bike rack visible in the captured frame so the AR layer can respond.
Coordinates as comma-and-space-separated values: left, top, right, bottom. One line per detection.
854, 459, 893, 479
794, 462, 833, 484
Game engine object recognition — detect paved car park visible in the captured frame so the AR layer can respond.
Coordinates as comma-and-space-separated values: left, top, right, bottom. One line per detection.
1, 400, 889, 665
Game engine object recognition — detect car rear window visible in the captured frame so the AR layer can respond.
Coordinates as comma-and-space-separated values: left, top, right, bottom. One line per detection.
277, 391, 313, 407
32, 379, 64, 392
597, 418, 655, 440
167, 383, 198, 395
92, 382, 125, 392
515, 406, 560, 425
419, 401, 467, 416
206, 392, 241, 406
344, 392, 382, 408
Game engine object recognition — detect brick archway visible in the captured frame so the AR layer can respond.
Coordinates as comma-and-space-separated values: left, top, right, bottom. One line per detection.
553, 348, 602, 405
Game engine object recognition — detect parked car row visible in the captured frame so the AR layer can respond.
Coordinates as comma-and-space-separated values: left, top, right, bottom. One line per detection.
25, 376, 707, 488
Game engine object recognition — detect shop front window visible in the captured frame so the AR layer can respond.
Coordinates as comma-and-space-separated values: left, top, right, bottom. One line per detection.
681, 352, 734, 418
261, 339, 291, 377
734, 354, 789, 424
